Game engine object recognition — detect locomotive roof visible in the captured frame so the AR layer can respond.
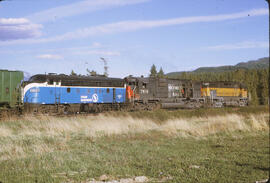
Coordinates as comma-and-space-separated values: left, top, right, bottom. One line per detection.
29, 74, 123, 82
124, 76, 190, 83
202, 81, 247, 88
28, 74, 124, 87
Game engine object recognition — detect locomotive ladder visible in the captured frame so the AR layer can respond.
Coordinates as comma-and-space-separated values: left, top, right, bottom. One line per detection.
54, 82, 61, 112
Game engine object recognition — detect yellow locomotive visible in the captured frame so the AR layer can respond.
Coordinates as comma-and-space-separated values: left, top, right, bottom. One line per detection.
201, 82, 248, 106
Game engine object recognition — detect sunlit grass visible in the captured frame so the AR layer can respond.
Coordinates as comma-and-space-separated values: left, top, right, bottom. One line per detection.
0, 107, 269, 183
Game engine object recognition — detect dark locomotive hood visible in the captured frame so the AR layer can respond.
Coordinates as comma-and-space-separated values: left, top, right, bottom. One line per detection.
26, 74, 125, 87
201, 81, 247, 89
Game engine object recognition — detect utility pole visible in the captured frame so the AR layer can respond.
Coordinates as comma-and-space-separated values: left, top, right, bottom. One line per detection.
100, 57, 108, 77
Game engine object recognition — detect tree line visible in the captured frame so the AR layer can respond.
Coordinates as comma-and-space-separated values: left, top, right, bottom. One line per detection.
174, 69, 269, 105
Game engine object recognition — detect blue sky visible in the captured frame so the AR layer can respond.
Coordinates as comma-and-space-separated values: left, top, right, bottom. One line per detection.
0, 0, 268, 78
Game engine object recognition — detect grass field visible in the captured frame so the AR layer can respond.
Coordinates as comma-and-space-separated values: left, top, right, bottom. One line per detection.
0, 107, 269, 183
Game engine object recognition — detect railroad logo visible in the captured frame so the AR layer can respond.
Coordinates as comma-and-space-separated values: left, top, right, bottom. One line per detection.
92, 93, 98, 102
117, 94, 122, 99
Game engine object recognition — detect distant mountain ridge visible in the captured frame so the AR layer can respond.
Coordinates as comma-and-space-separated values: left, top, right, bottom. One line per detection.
167, 57, 269, 77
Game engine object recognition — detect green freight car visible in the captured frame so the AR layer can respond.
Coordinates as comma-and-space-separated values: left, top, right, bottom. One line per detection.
0, 70, 24, 108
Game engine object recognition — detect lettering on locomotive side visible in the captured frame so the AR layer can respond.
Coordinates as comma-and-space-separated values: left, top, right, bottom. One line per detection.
30, 88, 40, 93
140, 89, 149, 94
168, 84, 180, 97
80, 95, 92, 102
168, 84, 180, 90
80, 94, 99, 102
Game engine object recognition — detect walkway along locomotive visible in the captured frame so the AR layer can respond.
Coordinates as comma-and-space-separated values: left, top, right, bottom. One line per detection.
0, 70, 249, 115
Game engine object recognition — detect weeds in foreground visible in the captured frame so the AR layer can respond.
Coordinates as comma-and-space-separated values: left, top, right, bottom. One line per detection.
0, 109, 269, 183
0, 112, 268, 160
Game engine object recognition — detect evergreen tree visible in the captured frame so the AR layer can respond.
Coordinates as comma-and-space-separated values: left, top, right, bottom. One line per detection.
70, 70, 76, 76
86, 69, 97, 76
150, 64, 157, 77
180, 72, 187, 79
157, 67, 165, 78
257, 69, 269, 104
90, 70, 97, 76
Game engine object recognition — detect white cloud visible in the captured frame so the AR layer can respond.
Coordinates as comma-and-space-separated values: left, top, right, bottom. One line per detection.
74, 50, 121, 56
205, 41, 269, 50
0, 18, 42, 41
1, 8, 268, 45
0, 18, 29, 24
91, 42, 103, 48
27, 0, 150, 23
0, 42, 106, 54
41, 8, 269, 43
32, 44, 119, 58
36, 54, 63, 60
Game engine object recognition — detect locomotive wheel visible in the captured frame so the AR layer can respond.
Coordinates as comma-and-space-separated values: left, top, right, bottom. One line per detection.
98, 105, 103, 113
0, 109, 8, 119
155, 102, 161, 110
39, 105, 50, 114
63, 105, 71, 114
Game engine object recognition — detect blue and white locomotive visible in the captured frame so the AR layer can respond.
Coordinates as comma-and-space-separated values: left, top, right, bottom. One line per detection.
22, 74, 126, 113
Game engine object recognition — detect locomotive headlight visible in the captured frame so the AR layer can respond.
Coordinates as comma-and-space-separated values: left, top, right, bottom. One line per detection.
30, 88, 40, 93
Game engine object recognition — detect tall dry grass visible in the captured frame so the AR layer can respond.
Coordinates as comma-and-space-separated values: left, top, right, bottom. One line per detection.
2, 113, 268, 137
0, 113, 268, 160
